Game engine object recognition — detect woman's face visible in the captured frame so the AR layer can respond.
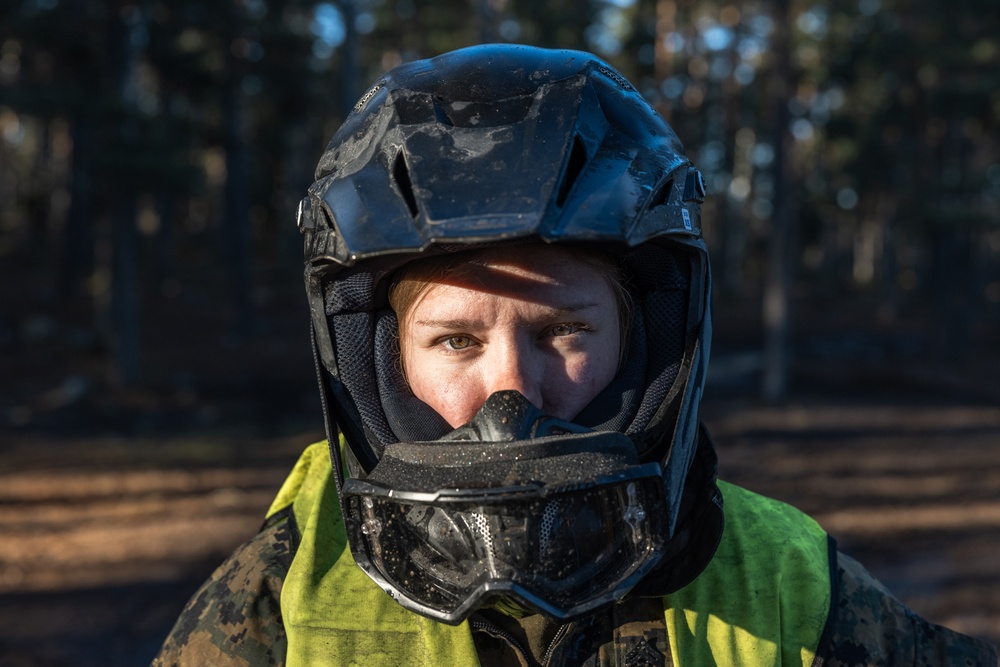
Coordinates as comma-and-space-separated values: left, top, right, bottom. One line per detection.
398, 246, 622, 429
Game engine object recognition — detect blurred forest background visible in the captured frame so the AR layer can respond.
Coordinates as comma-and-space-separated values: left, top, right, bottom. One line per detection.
1, 0, 999, 665
2, 0, 999, 405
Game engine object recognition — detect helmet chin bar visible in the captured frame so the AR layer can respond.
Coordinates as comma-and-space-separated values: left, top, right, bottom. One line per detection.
339, 391, 670, 625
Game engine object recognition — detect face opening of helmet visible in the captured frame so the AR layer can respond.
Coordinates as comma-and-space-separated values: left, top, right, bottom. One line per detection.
387, 244, 634, 429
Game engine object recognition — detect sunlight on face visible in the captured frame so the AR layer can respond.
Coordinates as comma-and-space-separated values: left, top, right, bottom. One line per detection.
396, 246, 622, 428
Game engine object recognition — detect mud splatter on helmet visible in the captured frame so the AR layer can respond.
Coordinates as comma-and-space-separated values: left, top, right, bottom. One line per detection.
298, 44, 714, 624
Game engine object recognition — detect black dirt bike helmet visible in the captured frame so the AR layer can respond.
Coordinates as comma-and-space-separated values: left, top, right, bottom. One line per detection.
297, 44, 714, 625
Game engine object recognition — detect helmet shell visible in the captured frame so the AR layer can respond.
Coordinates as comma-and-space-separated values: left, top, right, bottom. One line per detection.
298, 44, 705, 269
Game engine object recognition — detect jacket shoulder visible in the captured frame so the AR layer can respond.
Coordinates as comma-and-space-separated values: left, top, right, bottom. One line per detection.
151, 509, 296, 667
817, 551, 998, 666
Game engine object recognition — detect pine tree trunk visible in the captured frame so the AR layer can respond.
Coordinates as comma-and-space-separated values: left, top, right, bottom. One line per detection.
223, 81, 254, 337
108, 1, 145, 385
59, 113, 94, 299
761, 0, 794, 403
111, 194, 140, 384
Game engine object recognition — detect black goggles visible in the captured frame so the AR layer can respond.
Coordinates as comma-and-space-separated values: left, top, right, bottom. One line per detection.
340, 420, 669, 625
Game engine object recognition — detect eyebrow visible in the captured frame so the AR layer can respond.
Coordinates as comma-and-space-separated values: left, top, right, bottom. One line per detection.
412, 302, 602, 329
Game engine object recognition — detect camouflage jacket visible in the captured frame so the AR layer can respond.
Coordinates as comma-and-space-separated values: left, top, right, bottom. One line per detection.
152, 504, 996, 667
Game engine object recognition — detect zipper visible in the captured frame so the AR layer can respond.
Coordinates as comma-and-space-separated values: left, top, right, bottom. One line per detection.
540, 623, 570, 666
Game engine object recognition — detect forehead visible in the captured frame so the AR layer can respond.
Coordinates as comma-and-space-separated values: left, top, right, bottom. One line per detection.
388, 244, 624, 326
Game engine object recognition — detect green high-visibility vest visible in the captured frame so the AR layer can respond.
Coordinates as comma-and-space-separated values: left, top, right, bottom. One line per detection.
268, 442, 832, 667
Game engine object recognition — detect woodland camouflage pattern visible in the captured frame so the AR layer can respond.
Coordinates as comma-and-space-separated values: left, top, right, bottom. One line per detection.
152, 509, 997, 667
153, 511, 292, 667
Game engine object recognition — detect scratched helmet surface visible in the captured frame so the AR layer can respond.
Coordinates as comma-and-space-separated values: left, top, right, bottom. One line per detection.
298, 44, 713, 623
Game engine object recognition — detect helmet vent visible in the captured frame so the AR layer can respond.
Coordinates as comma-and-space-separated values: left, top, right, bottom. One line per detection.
556, 135, 588, 207
393, 152, 420, 218
431, 97, 455, 127
645, 178, 674, 211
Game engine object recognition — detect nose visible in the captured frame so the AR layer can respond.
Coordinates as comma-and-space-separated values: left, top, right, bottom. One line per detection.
484, 343, 544, 411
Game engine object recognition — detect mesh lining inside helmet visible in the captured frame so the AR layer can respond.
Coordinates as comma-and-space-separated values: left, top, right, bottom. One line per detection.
581, 245, 688, 438
628, 291, 686, 433
374, 310, 452, 442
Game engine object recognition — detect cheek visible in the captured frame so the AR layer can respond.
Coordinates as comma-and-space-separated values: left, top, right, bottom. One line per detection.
549, 332, 620, 414
573, 326, 620, 380
564, 353, 615, 396
403, 354, 482, 429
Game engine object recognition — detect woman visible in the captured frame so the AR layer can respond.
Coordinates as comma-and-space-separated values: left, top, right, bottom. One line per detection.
154, 44, 996, 667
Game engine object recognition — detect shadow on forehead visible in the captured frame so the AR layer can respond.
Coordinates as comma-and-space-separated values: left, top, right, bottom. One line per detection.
392, 244, 620, 305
